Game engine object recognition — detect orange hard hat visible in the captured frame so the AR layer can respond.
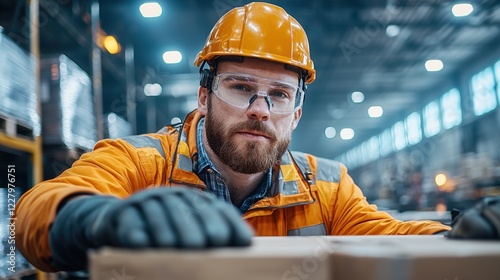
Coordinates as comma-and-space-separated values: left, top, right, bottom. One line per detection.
194, 2, 316, 84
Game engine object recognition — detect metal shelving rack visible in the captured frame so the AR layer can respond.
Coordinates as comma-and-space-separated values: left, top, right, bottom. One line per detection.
0, 0, 39, 279
0, 131, 42, 186
0, 1, 47, 279
1, 0, 124, 278
0, 0, 42, 184
0, 4, 42, 182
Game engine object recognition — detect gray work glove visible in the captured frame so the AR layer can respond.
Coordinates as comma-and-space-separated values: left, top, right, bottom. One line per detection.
49, 187, 253, 271
447, 196, 500, 240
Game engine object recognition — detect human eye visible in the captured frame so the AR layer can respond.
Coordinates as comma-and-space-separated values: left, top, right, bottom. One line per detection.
269, 89, 292, 100
226, 79, 258, 95
232, 83, 252, 92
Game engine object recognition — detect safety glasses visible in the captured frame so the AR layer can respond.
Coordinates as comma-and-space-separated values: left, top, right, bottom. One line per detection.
211, 72, 304, 114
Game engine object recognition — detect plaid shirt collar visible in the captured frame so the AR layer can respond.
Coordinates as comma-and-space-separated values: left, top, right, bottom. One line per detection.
195, 118, 273, 212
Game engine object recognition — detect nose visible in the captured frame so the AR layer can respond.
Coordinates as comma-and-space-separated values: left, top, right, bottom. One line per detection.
247, 94, 270, 121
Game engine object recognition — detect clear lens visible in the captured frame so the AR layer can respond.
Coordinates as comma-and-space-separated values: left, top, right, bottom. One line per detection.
211, 73, 304, 114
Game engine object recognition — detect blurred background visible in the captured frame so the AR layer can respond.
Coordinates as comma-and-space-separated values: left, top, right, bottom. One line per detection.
0, 0, 499, 278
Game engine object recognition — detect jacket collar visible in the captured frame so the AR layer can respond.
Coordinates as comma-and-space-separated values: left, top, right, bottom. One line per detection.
168, 110, 315, 210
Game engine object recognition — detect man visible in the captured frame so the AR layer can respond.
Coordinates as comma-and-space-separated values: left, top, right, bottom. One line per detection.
15, 2, 454, 272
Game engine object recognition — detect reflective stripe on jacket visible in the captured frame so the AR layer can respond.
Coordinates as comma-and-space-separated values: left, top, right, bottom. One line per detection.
14, 110, 450, 271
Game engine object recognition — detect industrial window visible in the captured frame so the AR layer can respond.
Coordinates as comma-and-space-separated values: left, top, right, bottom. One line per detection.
406, 112, 422, 145
423, 101, 441, 138
346, 148, 359, 169
441, 88, 462, 129
495, 60, 500, 104
379, 128, 393, 156
471, 67, 497, 116
392, 121, 407, 151
368, 136, 380, 161
360, 141, 370, 165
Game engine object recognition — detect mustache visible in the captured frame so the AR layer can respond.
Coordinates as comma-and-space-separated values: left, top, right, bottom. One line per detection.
228, 120, 277, 140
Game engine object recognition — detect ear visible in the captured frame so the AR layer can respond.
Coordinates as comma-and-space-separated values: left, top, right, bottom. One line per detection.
198, 86, 209, 115
291, 108, 302, 130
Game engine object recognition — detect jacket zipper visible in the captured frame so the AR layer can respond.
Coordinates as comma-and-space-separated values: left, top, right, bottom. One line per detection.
168, 178, 207, 190
246, 198, 317, 213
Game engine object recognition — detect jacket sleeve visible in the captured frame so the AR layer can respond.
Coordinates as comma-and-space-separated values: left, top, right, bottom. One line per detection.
329, 164, 451, 235
14, 136, 167, 272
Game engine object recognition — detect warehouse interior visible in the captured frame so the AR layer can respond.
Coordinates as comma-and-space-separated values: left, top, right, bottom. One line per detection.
1, 0, 500, 279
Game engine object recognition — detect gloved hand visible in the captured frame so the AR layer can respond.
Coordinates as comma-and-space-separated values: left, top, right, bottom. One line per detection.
447, 196, 500, 240
49, 187, 253, 271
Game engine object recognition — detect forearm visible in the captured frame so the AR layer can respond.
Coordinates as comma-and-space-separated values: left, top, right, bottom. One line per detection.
14, 139, 152, 271
330, 167, 450, 235
48, 187, 253, 271
14, 182, 100, 271
331, 200, 450, 235
49, 195, 119, 271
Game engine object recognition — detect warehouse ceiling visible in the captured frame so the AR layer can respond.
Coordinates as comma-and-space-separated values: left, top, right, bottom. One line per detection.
1, 0, 500, 159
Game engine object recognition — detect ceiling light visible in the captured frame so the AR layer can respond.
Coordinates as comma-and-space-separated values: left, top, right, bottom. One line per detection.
103, 35, 121, 54
168, 82, 199, 97
351, 91, 365, 103
368, 106, 384, 118
140, 2, 162, 18
107, 113, 117, 123
435, 173, 447, 186
163, 51, 182, 64
385, 25, 400, 37
171, 117, 181, 124
340, 128, 354, 140
425, 59, 444, 72
325, 127, 336, 139
452, 3, 474, 17
162, 73, 199, 97
144, 83, 162, 96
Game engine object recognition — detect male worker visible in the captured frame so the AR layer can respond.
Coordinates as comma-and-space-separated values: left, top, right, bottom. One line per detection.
19, 2, 494, 273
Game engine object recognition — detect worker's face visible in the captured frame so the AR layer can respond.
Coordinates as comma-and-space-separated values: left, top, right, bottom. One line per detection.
198, 57, 302, 174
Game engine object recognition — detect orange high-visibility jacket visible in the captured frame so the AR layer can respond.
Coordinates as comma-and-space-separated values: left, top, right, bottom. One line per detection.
15, 110, 450, 271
